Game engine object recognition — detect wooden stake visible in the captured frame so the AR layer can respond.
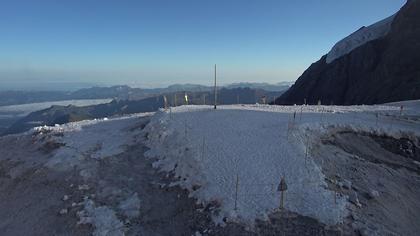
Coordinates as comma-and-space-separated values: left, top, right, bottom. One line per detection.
305, 136, 309, 166
234, 174, 239, 211
163, 95, 168, 110
184, 119, 187, 138
300, 105, 303, 122
214, 64, 217, 109
201, 137, 205, 160
280, 190, 284, 209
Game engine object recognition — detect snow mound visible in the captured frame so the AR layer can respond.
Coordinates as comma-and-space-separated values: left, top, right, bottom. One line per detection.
326, 14, 395, 64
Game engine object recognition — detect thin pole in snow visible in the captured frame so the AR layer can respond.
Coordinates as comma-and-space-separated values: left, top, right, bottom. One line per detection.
234, 174, 239, 211
214, 64, 217, 109
300, 105, 303, 122
184, 119, 187, 138
163, 95, 168, 110
201, 137, 205, 160
305, 136, 309, 167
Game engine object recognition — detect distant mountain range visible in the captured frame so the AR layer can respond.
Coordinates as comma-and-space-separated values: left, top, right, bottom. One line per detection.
2, 87, 282, 135
276, 0, 420, 105
0, 82, 291, 107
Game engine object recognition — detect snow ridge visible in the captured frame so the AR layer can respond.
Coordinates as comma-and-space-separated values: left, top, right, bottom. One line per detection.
326, 14, 395, 64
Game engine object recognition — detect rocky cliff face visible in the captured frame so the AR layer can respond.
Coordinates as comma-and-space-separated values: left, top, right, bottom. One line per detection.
276, 0, 420, 105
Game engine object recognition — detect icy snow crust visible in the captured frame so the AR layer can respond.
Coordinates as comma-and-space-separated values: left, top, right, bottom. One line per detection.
29, 114, 151, 171
144, 103, 420, 226
326, 14, 395, 64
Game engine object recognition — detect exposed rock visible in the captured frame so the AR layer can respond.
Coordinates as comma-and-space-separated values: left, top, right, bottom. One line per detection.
276, 0, 420, 105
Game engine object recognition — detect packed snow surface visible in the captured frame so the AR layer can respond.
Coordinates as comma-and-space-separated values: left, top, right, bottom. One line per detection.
144, 103, 420, 225
326, 14, 395, 63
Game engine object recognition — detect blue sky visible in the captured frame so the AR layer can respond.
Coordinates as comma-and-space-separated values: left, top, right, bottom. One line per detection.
0, 0, 406, 89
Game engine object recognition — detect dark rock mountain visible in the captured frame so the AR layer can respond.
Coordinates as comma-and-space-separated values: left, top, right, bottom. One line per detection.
276, 0, 420, 105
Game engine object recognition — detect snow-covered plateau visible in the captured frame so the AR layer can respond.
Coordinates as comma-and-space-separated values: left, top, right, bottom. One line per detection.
0, 101, 419, 235
144, 102, 420, 227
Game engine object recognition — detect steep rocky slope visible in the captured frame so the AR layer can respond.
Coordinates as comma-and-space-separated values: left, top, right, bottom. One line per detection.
276, 0, 420, 105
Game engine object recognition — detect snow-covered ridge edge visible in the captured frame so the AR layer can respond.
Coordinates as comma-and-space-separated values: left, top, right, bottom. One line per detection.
326, 14, 396, 64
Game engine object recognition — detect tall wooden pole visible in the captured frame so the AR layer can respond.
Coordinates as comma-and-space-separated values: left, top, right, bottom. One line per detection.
214, 64, 217, 109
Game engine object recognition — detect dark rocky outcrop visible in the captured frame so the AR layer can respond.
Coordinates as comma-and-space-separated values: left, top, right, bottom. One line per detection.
276, 0, 420, 105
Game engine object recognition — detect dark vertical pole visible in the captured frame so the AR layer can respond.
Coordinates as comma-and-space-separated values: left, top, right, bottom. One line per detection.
214, 64, 217, 109
234, 174, 239, 210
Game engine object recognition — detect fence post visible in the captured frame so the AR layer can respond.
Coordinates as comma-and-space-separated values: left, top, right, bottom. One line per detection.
184, 119, 187, 138
300, 105, 303, 122
163, 95, 168, 110
305, 136, 309, 167
201, 137, 205, 160
234, 174, 239, 211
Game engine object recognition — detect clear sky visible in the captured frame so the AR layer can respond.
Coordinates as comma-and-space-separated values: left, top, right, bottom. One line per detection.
0, 0, 406, 89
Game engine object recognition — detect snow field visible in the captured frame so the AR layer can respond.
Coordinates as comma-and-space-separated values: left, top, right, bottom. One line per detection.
144, 103, 420, 226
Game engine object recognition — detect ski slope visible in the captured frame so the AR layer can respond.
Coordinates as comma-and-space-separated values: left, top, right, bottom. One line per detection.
144, 102, 420, 225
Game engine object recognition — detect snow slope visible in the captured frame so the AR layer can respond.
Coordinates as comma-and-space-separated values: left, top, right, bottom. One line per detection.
144, 103, 420, 226
30, 114, 150, 172
326, 14, 395, 64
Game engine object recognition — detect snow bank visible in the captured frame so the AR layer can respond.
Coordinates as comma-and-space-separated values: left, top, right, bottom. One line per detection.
326, 14, 395, 64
